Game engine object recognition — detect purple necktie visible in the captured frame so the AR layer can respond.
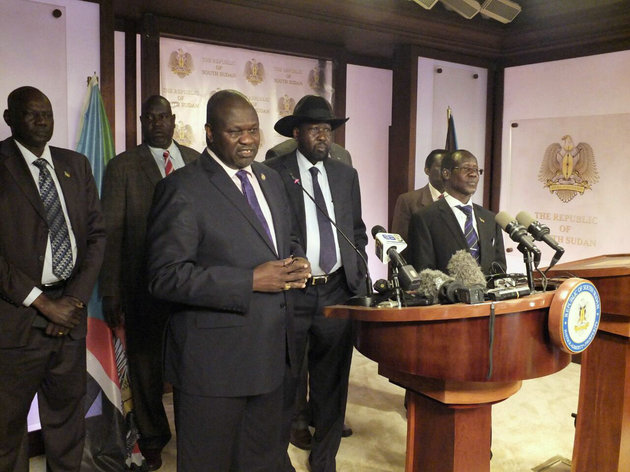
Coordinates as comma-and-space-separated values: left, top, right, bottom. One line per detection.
309, 167, 337, 273
456, 205, 480, 263
236, 169, 273, 243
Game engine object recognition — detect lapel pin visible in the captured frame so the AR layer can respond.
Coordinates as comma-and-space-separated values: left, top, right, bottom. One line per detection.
479, 217, 485, 223
260, 173, 266, 181
64, 171, 71, 178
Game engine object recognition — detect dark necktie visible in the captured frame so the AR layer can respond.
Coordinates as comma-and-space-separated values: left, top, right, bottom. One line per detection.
456, 205, 480, 263
163, 150, 174, 176
236, 169, 273, 243
33, 158, 74, 279
309, 167, 337, 273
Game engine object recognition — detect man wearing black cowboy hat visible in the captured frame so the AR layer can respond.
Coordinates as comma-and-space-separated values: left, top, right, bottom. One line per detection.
265, 95, 368, 472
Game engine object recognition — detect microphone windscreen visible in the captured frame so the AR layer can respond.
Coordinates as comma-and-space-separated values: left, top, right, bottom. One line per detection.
447, 249, 487, 287
418, 269, 453, 304
494, 211, 515, 230
515, 211, 535, 228
371, 225, 387, 239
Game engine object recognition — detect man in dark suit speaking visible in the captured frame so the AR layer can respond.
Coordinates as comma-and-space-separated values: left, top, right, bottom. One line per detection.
408, 149, 505, 275
0, 86, 106, 471
146, 90, 310, 472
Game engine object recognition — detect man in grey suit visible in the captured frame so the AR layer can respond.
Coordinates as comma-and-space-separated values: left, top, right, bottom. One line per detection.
391, 149, 446, 243
100, 95, 199, 470
408, 149, 506, 276
146, 90, 310, 472
266, 95, 368, 472
0, 86, 106, 472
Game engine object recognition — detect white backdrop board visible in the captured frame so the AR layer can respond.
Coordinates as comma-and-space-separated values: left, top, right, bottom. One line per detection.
503, 114, 629, 271
160, 37, 333, 156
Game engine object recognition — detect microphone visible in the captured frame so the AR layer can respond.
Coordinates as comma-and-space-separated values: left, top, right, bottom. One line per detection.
495, 211, 542, 267
445, 250, 486, 304
417, 269, 453, 304
371, 227, 407, 263
288, 171, 373, 306
371, 226, 421, 291
515, 211, 565, 269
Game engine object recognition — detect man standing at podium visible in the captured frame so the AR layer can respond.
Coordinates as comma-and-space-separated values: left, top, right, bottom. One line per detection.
408, 149, 505, 275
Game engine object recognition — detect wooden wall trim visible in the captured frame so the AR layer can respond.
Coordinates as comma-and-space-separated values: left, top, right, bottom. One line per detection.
124, 24, 138, 149
387, 44, 419, 230
140, 13, 160, 102
489, 65, 505, 213
99, 0, 115, 145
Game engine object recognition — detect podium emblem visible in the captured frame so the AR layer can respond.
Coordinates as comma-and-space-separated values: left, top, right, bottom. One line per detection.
549, 278, 600, 353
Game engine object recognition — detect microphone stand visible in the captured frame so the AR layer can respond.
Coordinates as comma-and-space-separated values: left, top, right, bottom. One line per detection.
523, 249, 535, 293
289, 171, 374, 307
390, 267, 404, 308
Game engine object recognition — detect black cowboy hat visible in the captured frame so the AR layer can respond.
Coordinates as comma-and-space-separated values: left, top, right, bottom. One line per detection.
274, 95, 349, 137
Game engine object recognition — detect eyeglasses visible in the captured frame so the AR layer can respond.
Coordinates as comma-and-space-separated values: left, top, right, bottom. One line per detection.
305, 126, 332, 137
453, 166, 483, 176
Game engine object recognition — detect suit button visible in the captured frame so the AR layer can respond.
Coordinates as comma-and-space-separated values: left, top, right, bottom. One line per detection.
38, 255, 44, 261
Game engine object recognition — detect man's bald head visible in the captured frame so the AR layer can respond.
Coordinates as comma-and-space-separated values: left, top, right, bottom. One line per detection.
4, 86, 54, 156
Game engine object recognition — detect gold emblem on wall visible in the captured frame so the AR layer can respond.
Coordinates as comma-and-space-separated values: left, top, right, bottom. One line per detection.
169, 49, 194, 78
309, 65, 324, 93
278, 95, 295, 117
245, 59, 265, 85
174, 121, 195, 147
539, 135, 599, 203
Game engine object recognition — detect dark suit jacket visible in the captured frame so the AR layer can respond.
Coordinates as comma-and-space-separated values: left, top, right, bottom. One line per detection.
265, 139, 353, 167
408, 197, 506, 276
265, 151, 368, 295
146, 151, 304, 397
100, 142, 199, 315
391, 184, 434, 242
0, 137, 106, 347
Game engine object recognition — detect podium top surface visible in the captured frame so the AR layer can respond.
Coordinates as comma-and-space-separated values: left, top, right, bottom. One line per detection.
547, 254, 630, 278
325, 290, 555, 323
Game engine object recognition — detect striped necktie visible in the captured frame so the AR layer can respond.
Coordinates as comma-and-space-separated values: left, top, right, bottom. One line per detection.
456, 205, 480, 263
163, 150, 174, 176
33, 158, 74, 279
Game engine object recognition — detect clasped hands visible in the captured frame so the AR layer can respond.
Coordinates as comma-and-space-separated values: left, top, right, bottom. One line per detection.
32, 294, 85, 337
253, 256, 311, 292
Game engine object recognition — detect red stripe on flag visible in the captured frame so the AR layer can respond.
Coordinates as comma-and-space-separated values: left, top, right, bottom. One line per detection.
87, 317, 120, 387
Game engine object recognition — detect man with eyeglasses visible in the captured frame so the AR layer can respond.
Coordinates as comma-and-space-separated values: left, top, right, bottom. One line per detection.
265, 95, 368, 472
100, 95, 199, 470
408, 149, 505, 275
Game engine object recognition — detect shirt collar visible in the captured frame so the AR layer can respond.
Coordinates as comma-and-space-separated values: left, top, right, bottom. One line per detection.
14, 139, 53, 168
206, 147, 253, 179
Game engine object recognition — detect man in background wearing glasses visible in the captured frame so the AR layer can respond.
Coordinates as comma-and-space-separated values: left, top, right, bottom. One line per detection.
408, 149, 506, 275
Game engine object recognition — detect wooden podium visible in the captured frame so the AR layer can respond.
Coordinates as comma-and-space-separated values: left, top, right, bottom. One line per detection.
547, 254, 630, 472
325, 291, 571, 472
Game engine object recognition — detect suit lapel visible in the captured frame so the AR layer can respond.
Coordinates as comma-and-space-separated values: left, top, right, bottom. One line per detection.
50, 150, 80, 228
138, 144, 163, 187
2, 139, 47, 221
278, 154, 307, 247
201, 152, 277, 257
252, 163, 283, 257
474, 204, 493, 266
437, 199, 469, 248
